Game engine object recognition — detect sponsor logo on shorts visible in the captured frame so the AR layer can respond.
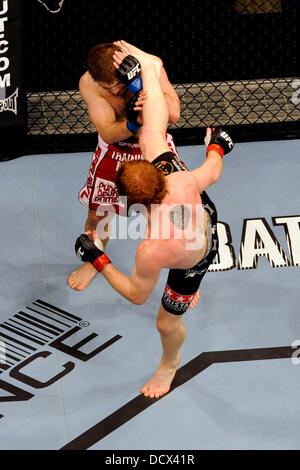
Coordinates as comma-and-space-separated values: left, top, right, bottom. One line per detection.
92, 177, 119, 205
184, 268, 207, 278
116, 141, 140, 148
162, 285, 194, 312
110, 150, 143, 162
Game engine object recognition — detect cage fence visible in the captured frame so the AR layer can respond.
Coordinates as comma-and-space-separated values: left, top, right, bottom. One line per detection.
24, 0, 299, 154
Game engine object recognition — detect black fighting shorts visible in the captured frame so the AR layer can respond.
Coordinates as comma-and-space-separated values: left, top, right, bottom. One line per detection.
152, 151, 219, 315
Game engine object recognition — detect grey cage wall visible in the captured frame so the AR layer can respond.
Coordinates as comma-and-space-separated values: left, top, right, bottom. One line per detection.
20, 0, 300, 156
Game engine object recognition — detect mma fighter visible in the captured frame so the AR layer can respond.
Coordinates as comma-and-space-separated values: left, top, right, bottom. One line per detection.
68, 43, 180, 291
72, 42, 234, 399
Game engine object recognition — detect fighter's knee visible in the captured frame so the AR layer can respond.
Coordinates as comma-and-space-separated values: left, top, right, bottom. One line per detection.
156, 316, 181, 337
139, 127, 167, 162
139, 126, 155, 153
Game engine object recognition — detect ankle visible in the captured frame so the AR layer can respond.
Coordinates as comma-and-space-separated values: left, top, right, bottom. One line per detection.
160, 354, 180, 368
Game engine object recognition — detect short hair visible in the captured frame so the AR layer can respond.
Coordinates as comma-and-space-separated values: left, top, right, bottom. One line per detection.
87, 43, 121, 83
115, 160, 168, 210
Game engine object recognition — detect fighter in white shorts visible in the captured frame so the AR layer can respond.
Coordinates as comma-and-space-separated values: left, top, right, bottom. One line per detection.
68, 42, 180, 290
78, 132, 178, 214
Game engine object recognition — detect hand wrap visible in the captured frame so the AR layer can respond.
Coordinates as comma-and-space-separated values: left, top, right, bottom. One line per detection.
205, 128, 234, 158
116, 55, 142, 93
75, 234, 111, 272
126, 91, 142, 134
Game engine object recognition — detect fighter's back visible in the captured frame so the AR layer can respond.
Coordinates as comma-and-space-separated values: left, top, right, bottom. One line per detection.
143, 171, 208, 270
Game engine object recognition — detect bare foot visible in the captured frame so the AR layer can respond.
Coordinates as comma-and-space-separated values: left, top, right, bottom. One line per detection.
67, 262, 98, 291
189, 289, 200, 309
113, 40, 162, 74
140, 354, 181, 399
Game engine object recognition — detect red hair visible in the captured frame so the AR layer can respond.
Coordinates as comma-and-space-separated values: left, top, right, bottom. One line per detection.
116, 160, 168, 210
88, 43, 121, 83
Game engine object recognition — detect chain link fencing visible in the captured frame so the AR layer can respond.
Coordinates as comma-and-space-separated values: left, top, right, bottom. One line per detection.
25, 0, 299, 154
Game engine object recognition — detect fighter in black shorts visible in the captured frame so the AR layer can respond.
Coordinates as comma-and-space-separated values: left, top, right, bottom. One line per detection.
73, 42, 234, 399
152, 151, 219, 316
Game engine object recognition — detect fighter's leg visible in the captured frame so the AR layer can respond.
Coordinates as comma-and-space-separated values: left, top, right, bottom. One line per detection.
113, 46, 170, 162
138, 59, 171, 162
189, 289, 200, 309
113, 40, 162, 70
140, 303, 186, 399
67, 210, 113, 291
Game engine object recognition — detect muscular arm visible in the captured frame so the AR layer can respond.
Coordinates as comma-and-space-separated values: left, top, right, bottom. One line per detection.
101, 243, 161, 305
191, 150, 223, 192
80, 59, 179, 144
79, 73, 133, 144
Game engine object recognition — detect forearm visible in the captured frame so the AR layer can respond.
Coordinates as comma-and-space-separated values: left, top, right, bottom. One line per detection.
192, 127, 234, 191
101, 263, 140, 304
96, 119, 137, 144
75, 233, 158, 305
206, 150, 224, 182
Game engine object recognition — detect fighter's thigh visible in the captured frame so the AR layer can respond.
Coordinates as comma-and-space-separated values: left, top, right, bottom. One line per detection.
139, 126, 170, 163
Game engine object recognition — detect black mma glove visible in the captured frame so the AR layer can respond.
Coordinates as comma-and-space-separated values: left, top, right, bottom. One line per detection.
75, 234, 111, 272
126, 91, 142, 134
205, 127, 234, 158
116, 55, 142, 94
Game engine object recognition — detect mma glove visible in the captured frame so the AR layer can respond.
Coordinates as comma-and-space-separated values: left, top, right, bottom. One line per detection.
116, 55, 142, 94
126, 91, 142, 134
205, 128, 234, 158
75, 234, 111, 272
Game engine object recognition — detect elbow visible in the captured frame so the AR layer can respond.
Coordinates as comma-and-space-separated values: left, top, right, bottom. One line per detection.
96, 131, 115, 145
95, 124, 121, 145
211, 158, 223, 184
130, 290, 148, 305
168, 109, 181, 125
131, 295, 146, 306
213, 168, 222, 184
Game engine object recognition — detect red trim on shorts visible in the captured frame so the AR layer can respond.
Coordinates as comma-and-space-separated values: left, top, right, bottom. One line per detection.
165, 285, 195, 303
